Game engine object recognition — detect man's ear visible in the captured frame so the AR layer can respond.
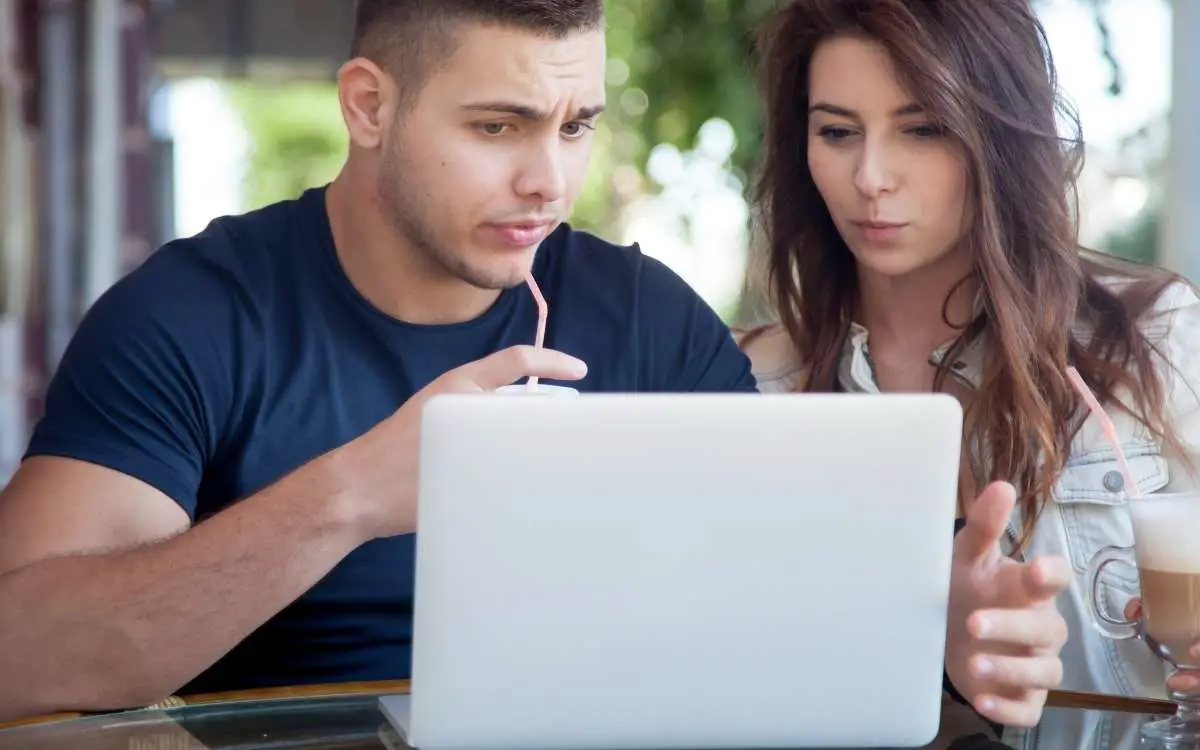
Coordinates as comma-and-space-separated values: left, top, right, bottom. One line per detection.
338, 57, 397, 150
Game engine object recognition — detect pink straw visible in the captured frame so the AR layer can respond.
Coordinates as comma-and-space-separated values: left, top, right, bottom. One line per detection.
524, 270, 548, 391
1066, 366, 1139, 498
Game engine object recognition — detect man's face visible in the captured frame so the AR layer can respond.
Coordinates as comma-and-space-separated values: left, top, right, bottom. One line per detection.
370, 24, 606, 290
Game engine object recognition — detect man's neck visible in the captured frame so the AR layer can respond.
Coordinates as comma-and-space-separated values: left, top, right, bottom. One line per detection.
855, 250, 977, 363
324, 172, 503, 326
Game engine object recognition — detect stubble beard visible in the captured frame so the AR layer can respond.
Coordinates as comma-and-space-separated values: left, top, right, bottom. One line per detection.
377, 139, 525, 292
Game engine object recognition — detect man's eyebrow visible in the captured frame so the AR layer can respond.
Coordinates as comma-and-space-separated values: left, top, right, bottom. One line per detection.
459, 102, 606, 121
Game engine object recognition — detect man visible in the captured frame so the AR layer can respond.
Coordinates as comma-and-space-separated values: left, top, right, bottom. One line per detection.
0, 0, 1067, 726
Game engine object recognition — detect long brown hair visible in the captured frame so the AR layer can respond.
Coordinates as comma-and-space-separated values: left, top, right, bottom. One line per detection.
754, 0, 1186, 549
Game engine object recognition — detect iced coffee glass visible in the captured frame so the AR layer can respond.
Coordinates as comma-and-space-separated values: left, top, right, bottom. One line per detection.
1086, 491, 1200, 748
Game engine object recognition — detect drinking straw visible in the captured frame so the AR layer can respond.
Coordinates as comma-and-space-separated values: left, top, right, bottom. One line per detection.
525, 270, 548, 391
1066, 366, 1139, 497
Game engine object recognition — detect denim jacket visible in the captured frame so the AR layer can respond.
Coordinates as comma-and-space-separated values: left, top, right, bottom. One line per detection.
740, 280, 1200, 750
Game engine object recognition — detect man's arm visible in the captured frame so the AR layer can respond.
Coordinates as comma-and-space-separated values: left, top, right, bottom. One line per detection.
634, 253, 758, 392
0, 345, 591, 721
0, 262, 589, 723
0, 249, 378, 719
0, 454, 366, 720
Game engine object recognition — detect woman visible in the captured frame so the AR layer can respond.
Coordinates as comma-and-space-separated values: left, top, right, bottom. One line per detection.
740, 1, 1200, 748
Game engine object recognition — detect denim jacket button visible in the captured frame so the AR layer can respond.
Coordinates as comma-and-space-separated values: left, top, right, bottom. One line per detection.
1102, 470, 1125, 493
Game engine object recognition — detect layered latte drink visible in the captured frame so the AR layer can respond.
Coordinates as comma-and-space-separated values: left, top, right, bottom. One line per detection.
1134, 497, 1200, 669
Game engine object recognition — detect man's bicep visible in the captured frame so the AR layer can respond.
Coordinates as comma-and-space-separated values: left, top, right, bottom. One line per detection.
0, 456, 191, 575
21, 253, 239, 523
635, 253, 758, 392
691, 331, 759, 392
668, 292, 759, 392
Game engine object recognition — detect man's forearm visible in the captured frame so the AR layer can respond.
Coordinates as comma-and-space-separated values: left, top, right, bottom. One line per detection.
0, 461, 368, 720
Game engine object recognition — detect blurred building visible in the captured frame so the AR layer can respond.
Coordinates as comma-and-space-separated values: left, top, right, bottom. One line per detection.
0, 0, 357, 480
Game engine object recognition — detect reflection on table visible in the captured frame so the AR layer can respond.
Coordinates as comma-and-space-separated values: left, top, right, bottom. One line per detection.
0, 681, 1178, 750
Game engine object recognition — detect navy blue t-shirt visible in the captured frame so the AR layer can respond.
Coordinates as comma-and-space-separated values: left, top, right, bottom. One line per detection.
24, 185, 757, 693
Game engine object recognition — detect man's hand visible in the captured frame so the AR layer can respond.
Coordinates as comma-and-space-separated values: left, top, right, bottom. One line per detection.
945, 481, 1072, 727
1123, 598, 1200, 693
320, 345, 588, 541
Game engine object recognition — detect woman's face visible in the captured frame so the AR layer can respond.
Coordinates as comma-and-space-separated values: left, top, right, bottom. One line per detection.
806, 35, 971, 284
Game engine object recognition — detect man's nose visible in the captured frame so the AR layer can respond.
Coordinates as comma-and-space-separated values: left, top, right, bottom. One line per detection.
515, 143, 566, 205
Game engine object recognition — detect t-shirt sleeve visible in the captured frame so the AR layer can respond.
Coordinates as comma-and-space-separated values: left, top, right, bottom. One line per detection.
23, 248, 239, 520
636, 251, 758, 393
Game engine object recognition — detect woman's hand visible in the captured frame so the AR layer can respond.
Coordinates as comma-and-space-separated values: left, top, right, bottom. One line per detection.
1123, 598, 1200, 693
944, 482, 1072, 727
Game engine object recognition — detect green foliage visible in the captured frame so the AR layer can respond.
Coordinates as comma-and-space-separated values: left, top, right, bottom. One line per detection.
1101, 206, 1160, 265
569, 0, 780, 240
224, 81, 347, 210
1098, 142, 1166, 265
603, 0, 777, 191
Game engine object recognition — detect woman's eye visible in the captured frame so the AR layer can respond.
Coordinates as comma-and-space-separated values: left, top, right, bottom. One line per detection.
818, 126, 854, 142
907, 124, 944, 138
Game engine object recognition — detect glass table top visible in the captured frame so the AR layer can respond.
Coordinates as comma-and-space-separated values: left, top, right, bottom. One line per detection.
0, 684, 1177, 750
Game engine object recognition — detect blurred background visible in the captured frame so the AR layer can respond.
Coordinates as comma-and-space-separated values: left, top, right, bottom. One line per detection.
0, 0, 1193, 482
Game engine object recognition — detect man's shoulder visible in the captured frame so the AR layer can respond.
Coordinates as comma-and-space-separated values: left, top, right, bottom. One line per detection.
540, 223, 755, 392
540, 222, 702, 304
159, 190, 319, 281
104, 189, 323, 321
540, 222, 646, 274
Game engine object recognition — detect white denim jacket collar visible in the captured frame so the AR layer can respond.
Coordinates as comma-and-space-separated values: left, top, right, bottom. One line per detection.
742, 280, 1200, 750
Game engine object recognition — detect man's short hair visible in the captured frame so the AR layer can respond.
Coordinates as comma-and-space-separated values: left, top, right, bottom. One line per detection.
350, 0, 606, 104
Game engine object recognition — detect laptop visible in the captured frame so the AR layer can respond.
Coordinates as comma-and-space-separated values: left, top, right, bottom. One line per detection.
380, 393, 963, 750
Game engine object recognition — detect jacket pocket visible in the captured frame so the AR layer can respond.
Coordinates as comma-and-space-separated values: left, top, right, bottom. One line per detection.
1052, 444, 1170, 594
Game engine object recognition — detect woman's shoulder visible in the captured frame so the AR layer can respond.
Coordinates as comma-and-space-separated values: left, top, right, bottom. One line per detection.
1146, 277, 1200, 323
1093, 274, 1200, 418
732, 322, 808, 393
1146, 278, 1200, 385
1097, 274, 1200, 347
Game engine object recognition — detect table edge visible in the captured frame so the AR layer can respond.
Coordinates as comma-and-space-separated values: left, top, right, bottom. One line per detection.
0, 679, 411, 731
0, 683, 1174, 732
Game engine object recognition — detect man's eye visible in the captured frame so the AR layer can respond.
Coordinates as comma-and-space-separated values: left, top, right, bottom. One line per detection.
562, 122, 596, 138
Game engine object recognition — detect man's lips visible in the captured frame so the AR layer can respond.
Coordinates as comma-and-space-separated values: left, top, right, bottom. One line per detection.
481, 219, 556, 247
